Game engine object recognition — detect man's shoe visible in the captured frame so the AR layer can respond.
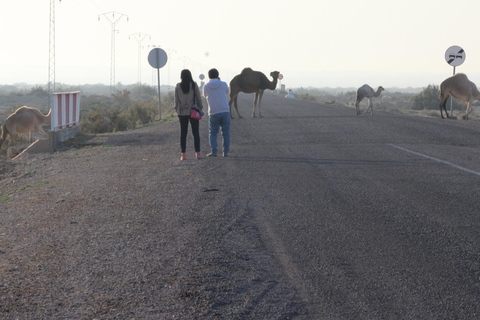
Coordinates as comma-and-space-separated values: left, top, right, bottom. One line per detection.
207, 152, 217, 157
223, 153, 228, 157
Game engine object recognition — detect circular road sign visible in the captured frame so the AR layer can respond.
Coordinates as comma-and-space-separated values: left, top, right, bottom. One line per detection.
445, 46, 466, 67
199, 74, 205, 80
278, 73, 284, 80
148, 48, 168, 69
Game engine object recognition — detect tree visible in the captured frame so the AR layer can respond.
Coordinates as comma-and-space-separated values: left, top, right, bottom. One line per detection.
29, 86, 49, 98
113, 89, 132, 108
412, 84, 464, 111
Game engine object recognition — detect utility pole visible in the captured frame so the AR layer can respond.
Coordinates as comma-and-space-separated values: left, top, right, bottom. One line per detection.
129, 33, 150, 86
99, 11, 128, 95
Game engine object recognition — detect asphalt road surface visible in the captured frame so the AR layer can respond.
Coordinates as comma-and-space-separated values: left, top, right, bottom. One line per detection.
205, 92, 480, 319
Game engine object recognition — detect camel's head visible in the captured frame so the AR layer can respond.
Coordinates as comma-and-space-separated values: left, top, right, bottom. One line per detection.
270, 71, 281, 80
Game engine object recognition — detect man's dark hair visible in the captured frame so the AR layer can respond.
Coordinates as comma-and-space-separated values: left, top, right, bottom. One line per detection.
208, 68, 219, 79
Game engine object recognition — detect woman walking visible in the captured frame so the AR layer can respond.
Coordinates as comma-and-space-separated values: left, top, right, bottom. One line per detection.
174, 69, 204, 160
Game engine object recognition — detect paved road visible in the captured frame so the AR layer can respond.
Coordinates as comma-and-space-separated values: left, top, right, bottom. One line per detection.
204, 92, 480, 319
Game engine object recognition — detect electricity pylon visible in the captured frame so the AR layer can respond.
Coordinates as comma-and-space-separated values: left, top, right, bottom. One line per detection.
129, 33, 150, 86
48, 0, 61, 96
99, 11, 128, 94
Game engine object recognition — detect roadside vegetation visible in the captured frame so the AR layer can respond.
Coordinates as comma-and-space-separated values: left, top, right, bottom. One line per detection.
0, 83, 177, 136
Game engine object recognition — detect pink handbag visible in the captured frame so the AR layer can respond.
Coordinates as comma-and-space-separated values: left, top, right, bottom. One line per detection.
190, 85, 202, 120
191, 107, 202, 120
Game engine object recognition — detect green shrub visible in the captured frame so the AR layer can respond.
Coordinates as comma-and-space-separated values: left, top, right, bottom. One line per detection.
412, 84, 464, 111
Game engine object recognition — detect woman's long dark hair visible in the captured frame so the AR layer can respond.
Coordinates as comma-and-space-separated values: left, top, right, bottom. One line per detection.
180, 69, 195, 94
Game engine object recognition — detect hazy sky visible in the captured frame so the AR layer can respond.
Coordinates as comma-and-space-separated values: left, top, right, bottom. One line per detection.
2, 0, 480, 89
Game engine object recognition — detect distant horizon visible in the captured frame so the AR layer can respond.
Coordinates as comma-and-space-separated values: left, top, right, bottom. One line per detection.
0, 80, 427, 93
0, 63, 469, 93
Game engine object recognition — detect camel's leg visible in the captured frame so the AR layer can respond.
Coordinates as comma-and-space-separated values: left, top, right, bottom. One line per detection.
362, 105, 370, 115
252, 93, 259, 118
362, 98, 372, 115
439, 96, 449, 119
464, 101, 473, 120
258, 91, 264, 117
10, 132, 16, 146
234, 97, 242, 118
228, 98, 235, 119
229, 94, 242, 119
37, 126, 48, 137
355, 95, 364, 115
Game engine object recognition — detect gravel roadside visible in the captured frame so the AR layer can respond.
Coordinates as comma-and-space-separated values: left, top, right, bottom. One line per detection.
0, 121, 307, 319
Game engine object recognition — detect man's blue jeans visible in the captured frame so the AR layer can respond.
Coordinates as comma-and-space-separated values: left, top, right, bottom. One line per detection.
209, 112, 230, 154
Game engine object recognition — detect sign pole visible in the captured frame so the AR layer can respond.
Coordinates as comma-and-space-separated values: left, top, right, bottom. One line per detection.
157, 68, 161, 119
147, 47, 168, 121
445, 46, 465, 119
450, 66, 456, 116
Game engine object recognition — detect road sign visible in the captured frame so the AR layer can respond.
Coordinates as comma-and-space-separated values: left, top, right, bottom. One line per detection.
445, 46, 466, 67
148, 48, 168, 69
278, 73, 284, 81
199, 74, 205, 80
147, 48, 168, 119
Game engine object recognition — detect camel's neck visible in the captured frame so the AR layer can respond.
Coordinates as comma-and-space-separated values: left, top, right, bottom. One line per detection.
268, 78, 278, 90
42, 109, 52, 125
374, 89, 382, 97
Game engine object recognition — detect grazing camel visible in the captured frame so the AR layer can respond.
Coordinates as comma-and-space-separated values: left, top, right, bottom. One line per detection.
439, 73, 480, 120
0, 106, 51, 149
229, 68, 280, 118
355, 85, 385, 116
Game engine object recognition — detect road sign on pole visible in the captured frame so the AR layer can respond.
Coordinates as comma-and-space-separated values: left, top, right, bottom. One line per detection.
445, 45, 465, 67
445, 46, 466, 116
148, 48, 168, 119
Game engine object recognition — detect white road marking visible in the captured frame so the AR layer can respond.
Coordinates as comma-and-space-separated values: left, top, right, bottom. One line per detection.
388, 144, 480, 177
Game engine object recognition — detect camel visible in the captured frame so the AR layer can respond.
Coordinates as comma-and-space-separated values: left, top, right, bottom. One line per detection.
439, 73, 480, 120
355, 85, 385, 116
229, 68, 280, 118
0, 106, 51, 149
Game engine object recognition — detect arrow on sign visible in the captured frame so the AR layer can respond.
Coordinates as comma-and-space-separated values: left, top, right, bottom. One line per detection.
447, 49, 464, 64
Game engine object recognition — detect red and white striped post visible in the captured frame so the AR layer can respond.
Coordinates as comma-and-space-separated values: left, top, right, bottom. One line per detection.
51, 91, 81, 131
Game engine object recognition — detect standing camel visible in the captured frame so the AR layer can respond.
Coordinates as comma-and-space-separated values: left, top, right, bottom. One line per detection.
229, 68, 280, 118
355, 85, 385, 116
0, 106, 51, 149
439, 73, 480, 120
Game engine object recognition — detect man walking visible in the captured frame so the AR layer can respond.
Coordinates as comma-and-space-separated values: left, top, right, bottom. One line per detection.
203, 68, 230, 157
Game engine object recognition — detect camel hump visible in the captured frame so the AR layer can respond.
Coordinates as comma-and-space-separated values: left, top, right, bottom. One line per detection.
14, 106, 30, 113
241, 67, 254, 75
357, 84, 371, 92
441, 73, 470, 89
